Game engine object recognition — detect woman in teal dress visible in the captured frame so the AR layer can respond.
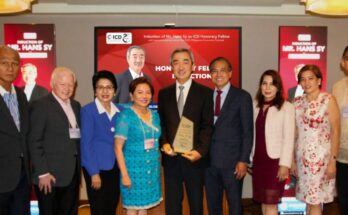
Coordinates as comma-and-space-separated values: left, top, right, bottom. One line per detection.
114, 77, 162, 215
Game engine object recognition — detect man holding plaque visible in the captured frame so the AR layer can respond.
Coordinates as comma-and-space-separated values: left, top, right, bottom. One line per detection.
158, 48, 213, 215
205, 57, 253, 215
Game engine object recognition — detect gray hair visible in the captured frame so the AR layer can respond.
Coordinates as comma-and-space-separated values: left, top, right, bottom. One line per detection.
170, 48, 195, 65
50, 66, 76, 87
127, 45, 146, 59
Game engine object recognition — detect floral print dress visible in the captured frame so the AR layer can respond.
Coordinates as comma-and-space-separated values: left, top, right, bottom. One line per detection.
294, 92, 335, 204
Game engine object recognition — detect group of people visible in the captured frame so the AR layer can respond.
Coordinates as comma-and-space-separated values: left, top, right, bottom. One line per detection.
0, 45, 81, 215
251, 48, 348, 215
0, 43, 347, 215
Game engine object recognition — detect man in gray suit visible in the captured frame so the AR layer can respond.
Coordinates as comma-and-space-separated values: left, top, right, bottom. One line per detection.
114, 45, 151, 103
29, 67, 81, 215
0, 45, 30, 215
205, 57, 253, 215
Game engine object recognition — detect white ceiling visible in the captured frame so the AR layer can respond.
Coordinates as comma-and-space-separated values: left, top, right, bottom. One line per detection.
31, 0, 307, 15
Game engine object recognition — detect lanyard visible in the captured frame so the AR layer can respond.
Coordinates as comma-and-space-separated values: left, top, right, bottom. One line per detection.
136, 111, 155, 141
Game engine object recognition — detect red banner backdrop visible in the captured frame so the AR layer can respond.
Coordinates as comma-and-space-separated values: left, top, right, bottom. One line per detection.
279, 26, 327, 100
95, 27, 241, 102
4, 24, 56, 91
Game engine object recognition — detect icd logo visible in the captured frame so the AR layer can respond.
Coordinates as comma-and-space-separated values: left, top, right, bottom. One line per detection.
106, 33, 132, 44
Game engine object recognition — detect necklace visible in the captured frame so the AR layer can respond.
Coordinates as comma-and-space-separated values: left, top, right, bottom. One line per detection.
132, 106, 152, 125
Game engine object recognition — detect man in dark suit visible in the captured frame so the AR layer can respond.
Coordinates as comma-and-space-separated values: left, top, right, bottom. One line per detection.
21, 63, 49, 103
158, 48, 213, 215
29, 67, 81, 215
205, 57, 253, 215
114, 45, 151, 103
0, 45, 30, 215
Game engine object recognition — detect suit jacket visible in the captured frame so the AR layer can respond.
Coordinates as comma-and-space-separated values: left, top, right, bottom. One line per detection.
210, 86, 253, 169
29, 93, 81, 187
114, 69, 151, 103
158, 81, 214, 168
0, 87, 30, 192
80, 101, 123, 176
287, 86, 297, 101
251, 101, 295, 168
29, 84, 49, 103
20, 84, 49, 103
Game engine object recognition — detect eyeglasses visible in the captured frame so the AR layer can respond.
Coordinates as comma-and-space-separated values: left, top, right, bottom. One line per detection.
96, 85, 114, 91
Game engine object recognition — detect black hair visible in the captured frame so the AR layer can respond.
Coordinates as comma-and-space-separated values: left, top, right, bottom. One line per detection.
92, 70, 117, 93
129, 77, 154, 95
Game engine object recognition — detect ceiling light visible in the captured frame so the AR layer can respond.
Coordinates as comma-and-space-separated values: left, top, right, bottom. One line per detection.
301, 0, 348, 16
0, 0, 34, 14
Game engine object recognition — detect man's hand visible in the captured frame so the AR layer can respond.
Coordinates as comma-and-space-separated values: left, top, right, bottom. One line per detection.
161, 143, 177, 156
234, 162, 247, 180
39, 174, 56, 195
182, 150, 202, 162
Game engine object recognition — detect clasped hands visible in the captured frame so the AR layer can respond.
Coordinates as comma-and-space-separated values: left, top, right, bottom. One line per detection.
161, 143, 201, 162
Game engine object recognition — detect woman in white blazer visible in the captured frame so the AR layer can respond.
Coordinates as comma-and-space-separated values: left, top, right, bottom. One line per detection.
251, 70, 295, 215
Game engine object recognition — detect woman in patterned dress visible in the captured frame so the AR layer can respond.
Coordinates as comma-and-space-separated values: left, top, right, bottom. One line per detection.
114, 77, 162, 215
292, 65, 340, 215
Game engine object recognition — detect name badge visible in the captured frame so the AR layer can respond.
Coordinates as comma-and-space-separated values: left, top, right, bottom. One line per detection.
144, 138, 155, 150
343, 107, 348, 118
69, 128, 81, 139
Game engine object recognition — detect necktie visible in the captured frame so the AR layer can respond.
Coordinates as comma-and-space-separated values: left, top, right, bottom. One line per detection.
215, 90, 223, 116
3, 93, 20, 130
177, 86, 184, 117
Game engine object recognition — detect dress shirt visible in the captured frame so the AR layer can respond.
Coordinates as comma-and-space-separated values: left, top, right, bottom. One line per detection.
294, 85, 304, 98
0, 84, 20, 130
95, 98, 120, 120
333, 77, 348, 163
0, 84, 16, 97
176, 78, 192, 106
24, 83, 35, 100
214, 83, 230, 123
129, 67, 144, 79
52, 92, 77, 128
